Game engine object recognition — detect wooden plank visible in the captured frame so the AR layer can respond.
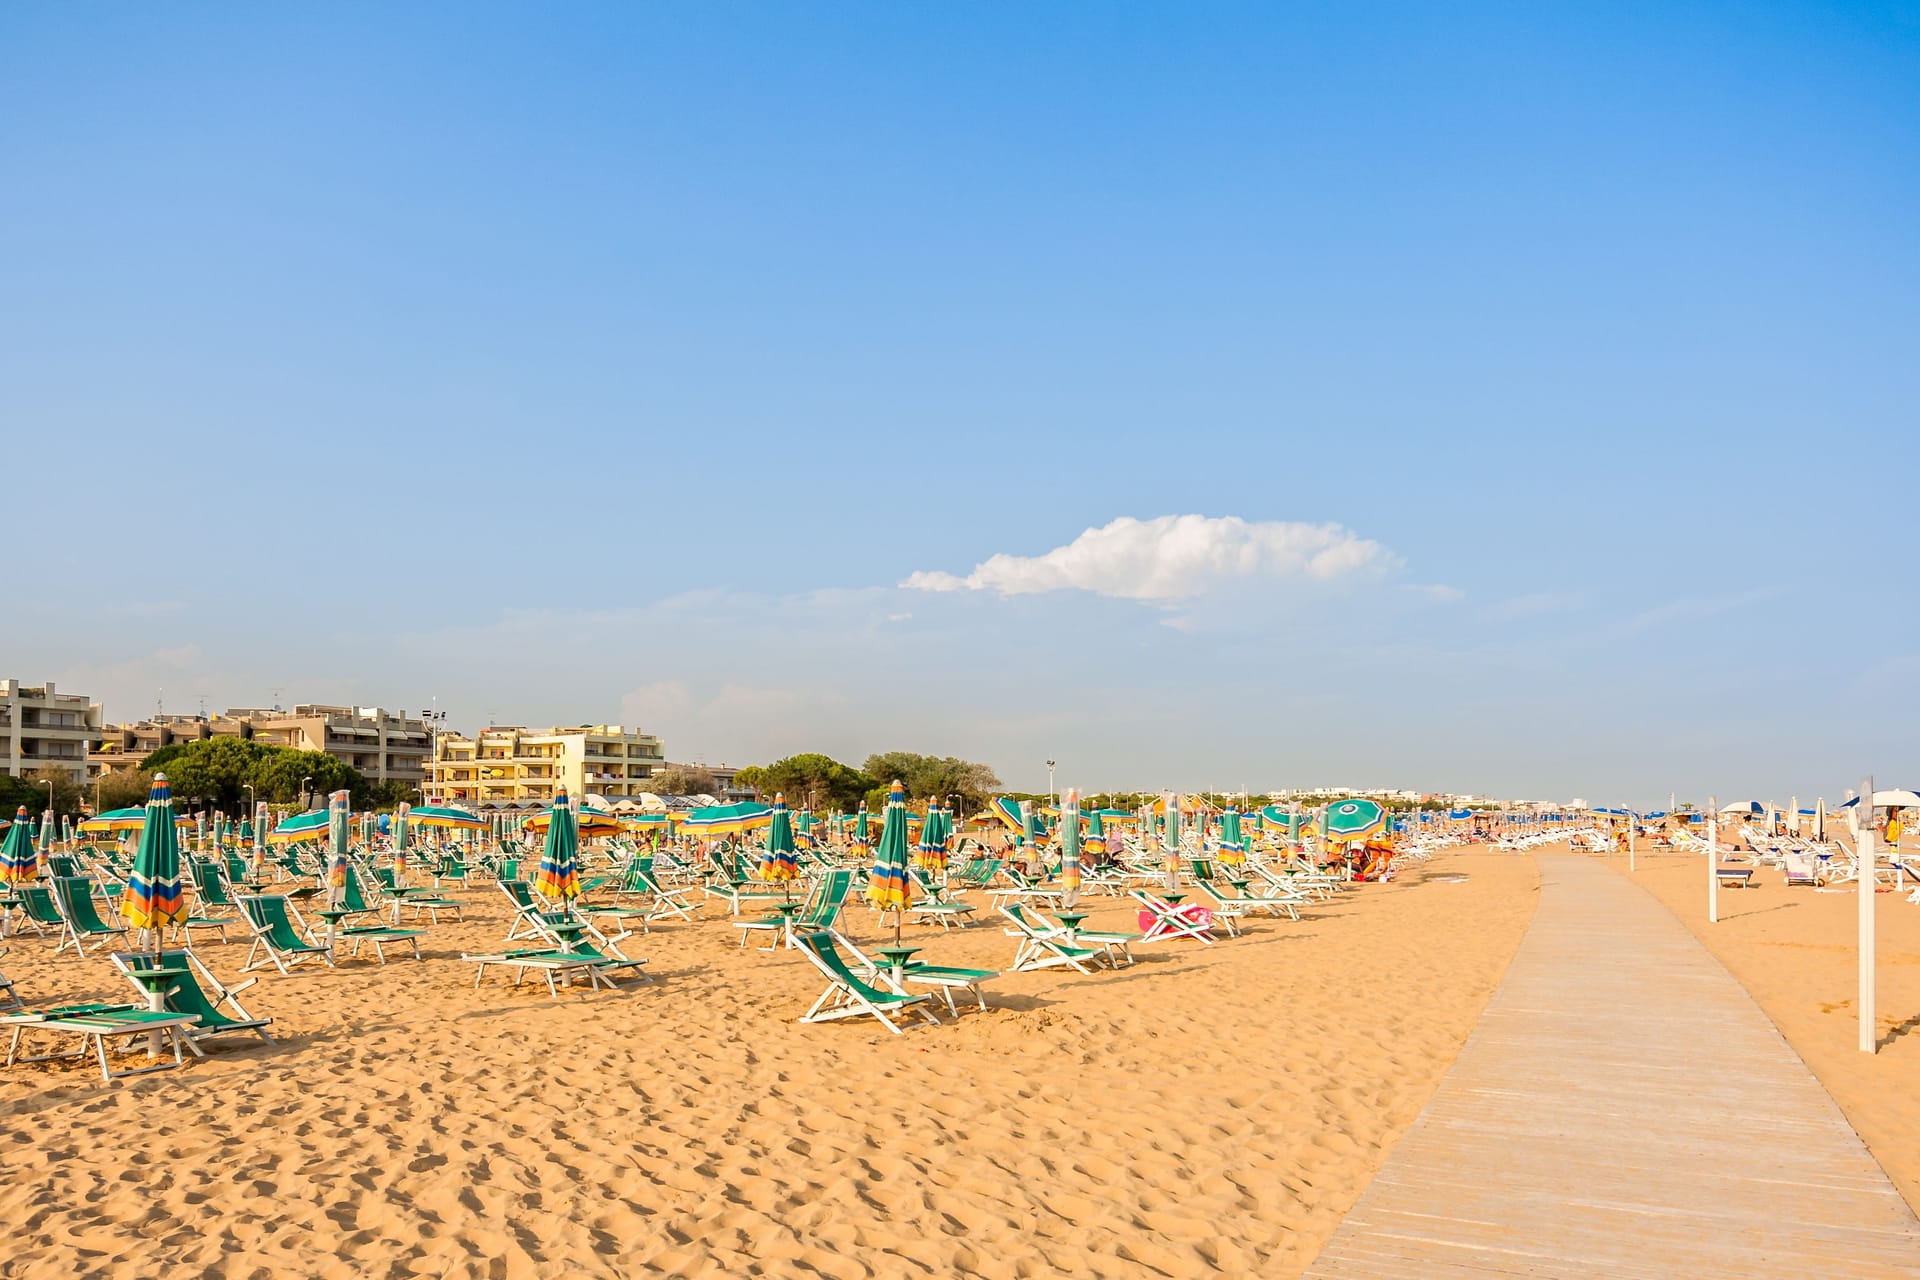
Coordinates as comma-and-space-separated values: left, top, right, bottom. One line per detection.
1303, 853, 1920, 1279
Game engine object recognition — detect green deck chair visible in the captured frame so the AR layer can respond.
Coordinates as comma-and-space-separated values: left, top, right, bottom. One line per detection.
111, 949, 274, 1044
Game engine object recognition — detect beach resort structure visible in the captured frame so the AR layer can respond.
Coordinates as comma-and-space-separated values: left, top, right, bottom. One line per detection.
425, 724, 665, 808
89, 704, 434, 787
0, 679, 103, 784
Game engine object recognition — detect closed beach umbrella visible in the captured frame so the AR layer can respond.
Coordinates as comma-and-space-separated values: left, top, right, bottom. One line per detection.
1060, 788, 1083, 910
535, 788, 581, 904
39, 810, 55, 857
1164, 794, 1182, 890
0, 806, 37, 887
1218, 806, 1247, 867
1084, 808, 1107, 862
122, 774, 188, 944
393, 801, 412, 882
865, 780, 914, 941
915, 798, 947, 873
326, 791, 352, 908
850, 800, 873, 858
760, 793, 799, 891
1021, 801, 1045, 854
253, 801, 271, 877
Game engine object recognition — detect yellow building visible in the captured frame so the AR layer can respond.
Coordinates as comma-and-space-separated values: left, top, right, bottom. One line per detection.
426, 724, 665, 808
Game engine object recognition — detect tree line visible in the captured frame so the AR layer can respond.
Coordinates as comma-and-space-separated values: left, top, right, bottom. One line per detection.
731, 752, 1001, 816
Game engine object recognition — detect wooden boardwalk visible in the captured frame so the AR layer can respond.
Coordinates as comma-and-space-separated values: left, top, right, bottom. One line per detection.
1303, 853, 1920, 1279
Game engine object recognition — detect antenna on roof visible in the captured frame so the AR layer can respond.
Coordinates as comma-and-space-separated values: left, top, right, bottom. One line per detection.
271, 686, 285, 712
156, 687, 163, 718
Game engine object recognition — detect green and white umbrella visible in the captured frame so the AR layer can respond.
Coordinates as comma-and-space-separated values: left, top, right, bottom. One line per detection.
1059, 788, 1083, 909
1163, 792, 1183, 890
122, 774, 188, 945
1323, 798, 1388, 843
534, 788, 581, 904
865, 781, 914, 942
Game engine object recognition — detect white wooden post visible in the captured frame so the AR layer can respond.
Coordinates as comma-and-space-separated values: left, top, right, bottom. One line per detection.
1707, 796, 1719, 924
1859, 775, 1876, 1055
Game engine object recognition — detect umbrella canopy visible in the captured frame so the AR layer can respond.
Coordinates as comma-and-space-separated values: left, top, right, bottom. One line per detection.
271, 809, 332, 844
1837, 789, 1920, 810
1084, 808, 1108, 859
122, 775, 188, 935
759, 793, 799, 884
1718, 800, 1766, 815
0, 806, 37, 886
1059, 788, 1083, 909
849, 801, 873, 856
795, 808, 815, 835
534, 788, 581, 902
1323, 798, 1388, 843
523, 807, 620, 837
410, 804, 488, 831
1258, 805, 1312, 836
78, 806, 191, 835
915, 798, 947, 872
682, 801, 774, 839
990, 796, 1025, 832
865, 781, 913, 919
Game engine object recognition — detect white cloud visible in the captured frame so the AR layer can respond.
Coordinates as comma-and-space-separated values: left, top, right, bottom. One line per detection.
901, 515, 1398, 601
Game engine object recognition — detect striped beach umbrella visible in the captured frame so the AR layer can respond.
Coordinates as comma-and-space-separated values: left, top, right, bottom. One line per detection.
849, 800, 873, 858
38, 810, 55, 857
759, 793, 799, 889
1021, 801, 1046, 853
1084, 808, 1107, 862
272, 809, 331, 844
1218, 806, 1247, 867
681, 801, 774, 841
915, 798, 947, 873
865, 780, 913, 940
122, 774, 188, 942
1323, 798, 1388, 844
795, 807, 814, 837
326, 791, 352, 905
1059, 788, 1083, 909
1164, 793, 1183, 890
990, 796, 1024, 833
534, 788, 581, 904
0, 807, 37, 887
411, 804, 488, 832
253, 801, 271, 877
393, 801, 412, 881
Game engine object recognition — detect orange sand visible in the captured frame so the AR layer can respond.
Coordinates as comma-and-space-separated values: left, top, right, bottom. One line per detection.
0, 850, 1536, 1277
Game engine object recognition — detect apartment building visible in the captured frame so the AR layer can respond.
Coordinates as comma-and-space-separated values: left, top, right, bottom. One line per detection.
90, 704, 432, 787
240, 705, 432, 785
0, 679, 104, 784
427, 724, 665, 807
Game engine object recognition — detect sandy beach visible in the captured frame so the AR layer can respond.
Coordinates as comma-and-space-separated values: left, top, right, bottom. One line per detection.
1610, 843, 1920, 1215
0, 849, 1536, 1278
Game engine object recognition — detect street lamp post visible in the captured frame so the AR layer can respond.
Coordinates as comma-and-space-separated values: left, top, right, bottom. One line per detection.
1046, 759, 1056, 809
302, 776, 313, 810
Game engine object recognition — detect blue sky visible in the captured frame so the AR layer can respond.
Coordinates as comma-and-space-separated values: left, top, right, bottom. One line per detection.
4, 3, 1915, 805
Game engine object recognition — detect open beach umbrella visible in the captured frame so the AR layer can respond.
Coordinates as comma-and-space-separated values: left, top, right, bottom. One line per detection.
272, 809, 331, 844
410, 804, 488, 832
1059, 788, 1083, 910
915, 797, 947, 872
523, 807, 621, 838
79, 806, 191, 835
0, 806, 37, 887
1323, 798, 1388, 843
682, 801, 774, 841
1837, 789, 1920, 810
534, 788, 581, 904
990, 796, 1025, 833
865, 780, 913, 941
759, 793, 799, 891
122, 774, 188, 945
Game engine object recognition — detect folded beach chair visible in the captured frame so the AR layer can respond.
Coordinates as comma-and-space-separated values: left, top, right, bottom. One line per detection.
237, 894, 335, 974
736, 868, 853, 950
998, 903, 1102, 974
1129, 888, 1216, 945
795, 931, 940, 1035
110, 949, 274, 1046
52, 876, 130, 958
907, 867, 977, 930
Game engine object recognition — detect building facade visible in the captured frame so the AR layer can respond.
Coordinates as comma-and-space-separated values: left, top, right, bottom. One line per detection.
88, 704, 432, 788
1, 679, 104, 784
427, 724, 665, 807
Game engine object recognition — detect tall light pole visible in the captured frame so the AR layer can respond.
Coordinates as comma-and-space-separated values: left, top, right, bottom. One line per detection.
45, 777, 55, 818
302, 775, 313, 810
1046, 759, 1056, 809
